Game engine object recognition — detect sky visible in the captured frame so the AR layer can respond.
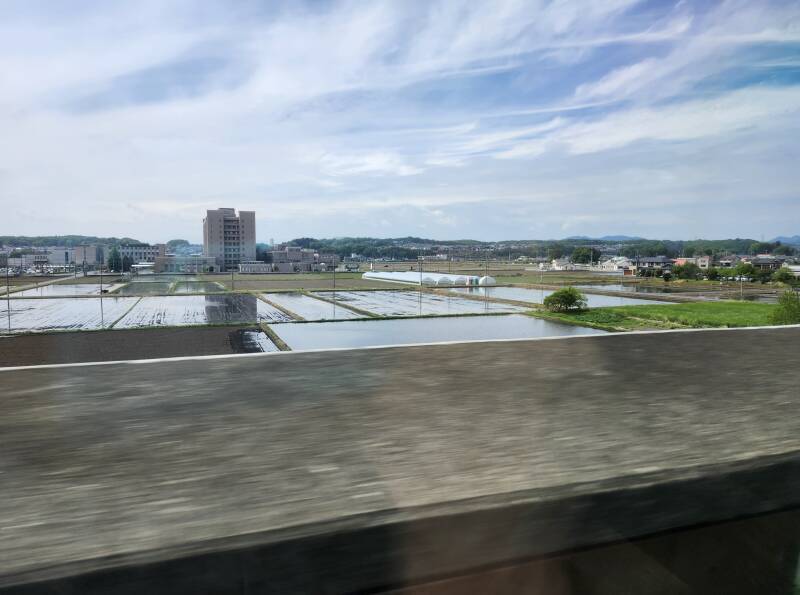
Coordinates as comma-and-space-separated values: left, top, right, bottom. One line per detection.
1, 0, 799, 243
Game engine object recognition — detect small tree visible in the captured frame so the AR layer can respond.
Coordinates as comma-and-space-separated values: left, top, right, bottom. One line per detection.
754, 269, 774, 284
735, 262, 756, 279
543, 287, 588, 312
107, 246, 122, 272
673, 262, 701, 280
706, 267, 720, 281
122, 255, 133, 272
769, 290, 800, 325
773, 268, 795, 284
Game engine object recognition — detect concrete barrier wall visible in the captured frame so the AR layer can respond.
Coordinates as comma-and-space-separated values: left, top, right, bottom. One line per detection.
1, 326, 799, 593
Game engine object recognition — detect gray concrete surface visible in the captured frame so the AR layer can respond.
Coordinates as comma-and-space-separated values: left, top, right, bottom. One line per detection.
1, 326, 799, 592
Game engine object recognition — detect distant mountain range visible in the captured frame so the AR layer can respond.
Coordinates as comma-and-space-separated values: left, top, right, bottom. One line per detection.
772, 235, 800, 246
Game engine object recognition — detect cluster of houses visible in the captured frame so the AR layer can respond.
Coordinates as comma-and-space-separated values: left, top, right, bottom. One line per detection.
547, 254, 799, 277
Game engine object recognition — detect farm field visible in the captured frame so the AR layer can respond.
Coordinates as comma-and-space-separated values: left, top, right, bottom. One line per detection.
529, 301, 778, 331
114, 295, 293, 329
0, 326, 239, 366
239, 330, 280, 352
54, 275, 124, 284
451, 286, 671, 307
113, 282, 172, 295
312, 290, 525, 316
271, 313, 604, 350
262, 292, 362, 321
172, 281, 226, 293
2, 275, 79, 287
0, 297, 138, 333
217, 277, 395, 291
9, 284, 101, 297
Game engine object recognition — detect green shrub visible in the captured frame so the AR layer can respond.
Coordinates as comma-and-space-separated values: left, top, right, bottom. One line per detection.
769, 290, 800, 325
543, 287, 587, 312
773, 268, 795, 284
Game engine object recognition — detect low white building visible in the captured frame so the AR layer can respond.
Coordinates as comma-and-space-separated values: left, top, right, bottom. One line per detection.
551, 258, 575, 271
362, 271, 495, 286
782, 264, 800, 278
239, 261, 273, 274
119, 243, 166, 263
599, 256, 633, 272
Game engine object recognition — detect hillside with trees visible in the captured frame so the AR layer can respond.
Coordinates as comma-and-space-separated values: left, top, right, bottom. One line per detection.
0, 235, 141, 248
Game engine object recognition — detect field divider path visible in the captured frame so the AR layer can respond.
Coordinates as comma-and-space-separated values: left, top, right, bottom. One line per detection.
428, 287, 542, 310
304, 291, 379, 318
258, 323, 291, 351
0, 274, 87, 296
256, 293, 305, 321
108, 297, 142, 329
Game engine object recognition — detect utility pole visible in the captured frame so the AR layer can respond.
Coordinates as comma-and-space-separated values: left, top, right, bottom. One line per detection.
418, 253, 423, 316
99, 257, 104, 329
5, 265, 11, 334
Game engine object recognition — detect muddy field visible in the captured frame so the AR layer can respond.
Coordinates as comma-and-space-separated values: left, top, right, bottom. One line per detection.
218, 278, 395, 291
0, 326, 240, 367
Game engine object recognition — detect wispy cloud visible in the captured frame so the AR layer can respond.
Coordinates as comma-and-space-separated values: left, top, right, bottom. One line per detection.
0, 0, 798, 241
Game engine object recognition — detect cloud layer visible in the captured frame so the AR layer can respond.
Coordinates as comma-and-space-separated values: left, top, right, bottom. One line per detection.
1, 0, 799, 241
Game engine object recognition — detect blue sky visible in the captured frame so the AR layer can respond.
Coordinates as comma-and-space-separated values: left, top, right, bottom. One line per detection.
1, 0, 799, 242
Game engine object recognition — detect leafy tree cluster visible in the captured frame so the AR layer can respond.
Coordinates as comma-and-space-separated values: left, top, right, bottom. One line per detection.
107, 247, 122, 272
0, 235, 140, 248
166, 239, 190, 250
769, 291, 800, 325
571, 247, 602, 264
773, 268, 796, 284
672, 262, 702, 280
543, 287, 588, 312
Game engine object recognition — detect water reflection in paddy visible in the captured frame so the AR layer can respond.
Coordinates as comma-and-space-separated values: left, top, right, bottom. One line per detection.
271, 314, 604, 351
263, 292, 362, 321
451, 286, 670, 307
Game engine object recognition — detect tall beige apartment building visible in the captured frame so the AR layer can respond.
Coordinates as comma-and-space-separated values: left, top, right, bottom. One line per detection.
202, 208, 256, 272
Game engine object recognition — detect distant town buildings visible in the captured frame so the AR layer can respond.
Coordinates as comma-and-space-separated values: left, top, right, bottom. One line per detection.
73, 245, 101, 266
154, 254, 217, 273
239, 245, 340, 273
119, 243, 166, 263
203, 208, 256, 272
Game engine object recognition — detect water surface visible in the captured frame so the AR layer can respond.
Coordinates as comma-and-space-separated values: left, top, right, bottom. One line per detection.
10, 284, 100, 297
452, 287, 670, 307
1, 297, 138, 333
271, 314, 604, 350
114, 295, 292, 328
263, 292, 362, 321
312, 290, 524, 316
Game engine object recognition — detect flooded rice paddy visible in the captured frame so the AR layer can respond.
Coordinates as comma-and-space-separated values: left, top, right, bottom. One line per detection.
113, 282, 173, 295
451, 286, 671, 307
0, 298, 139, 332
9, 284, 101, 297
262, 292, 362, 321
311, 290, 524, 316
240, 330, 280, 352
271, 314, 604, 350
115, 295, 292, 328
172, 281, 226, 294
1, 287, 668, 338
572, 284, 681, 294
